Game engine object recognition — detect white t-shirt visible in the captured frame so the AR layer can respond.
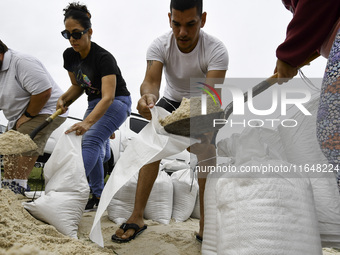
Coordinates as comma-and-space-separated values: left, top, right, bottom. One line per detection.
147, 30, 229, 102
0, 49, 65, 129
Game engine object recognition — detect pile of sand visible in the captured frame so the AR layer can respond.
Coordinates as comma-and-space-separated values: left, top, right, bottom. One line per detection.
0, 189, 113, 255
0, 188, 338, 254
0, 188, 201, 255
0, 130, 37, 155
323, 248, 340, 255
159, 97, 222, 127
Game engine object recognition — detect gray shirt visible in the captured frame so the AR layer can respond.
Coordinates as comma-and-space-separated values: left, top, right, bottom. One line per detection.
0, 49, 64, 129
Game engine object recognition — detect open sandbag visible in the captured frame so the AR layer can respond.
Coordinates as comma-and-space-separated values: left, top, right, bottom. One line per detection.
24, 132, 89, 238
171, 168, 198, 222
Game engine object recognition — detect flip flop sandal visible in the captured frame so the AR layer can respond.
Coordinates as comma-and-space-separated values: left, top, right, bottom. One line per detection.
111, 223, 147, 243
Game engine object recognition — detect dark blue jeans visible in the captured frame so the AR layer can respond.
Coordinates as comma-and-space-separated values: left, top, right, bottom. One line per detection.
83, 96, 131, 197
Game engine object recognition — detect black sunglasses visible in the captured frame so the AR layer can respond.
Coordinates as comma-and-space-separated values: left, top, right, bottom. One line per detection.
61, 28, 89, 40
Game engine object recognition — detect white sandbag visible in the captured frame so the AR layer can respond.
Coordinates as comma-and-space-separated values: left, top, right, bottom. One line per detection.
278, 96, 328, 167
190, 190, 200, 219
90, 107, 196, 246
23, 191, 87, 238
278, 96, 340, 247
107, 173, 138, 225
217, 133, 240, 158
190, 161, 201, 219
204, 127, 280, 255
24, 132, 89, 238
107, 170, 173, 225
255, 126, 287, 161
171, 168, 198, 222
201, 173, 219, 255
311, 177, 340, 248
215, 163, 322, 255
217, 127, 285, 165
144, 170, 173, 224
160, 158, 189, 171
210, 126, 322, 254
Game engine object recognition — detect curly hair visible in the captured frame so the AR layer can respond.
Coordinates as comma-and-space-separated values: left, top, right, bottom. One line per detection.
63, 2, 92, 29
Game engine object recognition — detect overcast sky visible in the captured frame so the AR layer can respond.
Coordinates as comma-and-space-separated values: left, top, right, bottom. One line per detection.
0, 0, 328, 123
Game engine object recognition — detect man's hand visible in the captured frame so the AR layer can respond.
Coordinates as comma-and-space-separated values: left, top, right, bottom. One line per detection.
16, 115, 31, 129
275, 59, 298, 84
137, 94, 158, 120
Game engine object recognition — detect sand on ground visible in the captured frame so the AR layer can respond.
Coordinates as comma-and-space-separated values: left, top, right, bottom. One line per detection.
0, 188, 339, 255
0, 189, 201, 255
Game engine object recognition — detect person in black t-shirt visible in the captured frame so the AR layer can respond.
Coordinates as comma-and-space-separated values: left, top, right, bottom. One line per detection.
57, 2, 131, 211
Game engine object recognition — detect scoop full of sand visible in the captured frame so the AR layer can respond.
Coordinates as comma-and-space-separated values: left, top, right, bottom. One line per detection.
159, 97, 223, 127
0, 130, 38, 155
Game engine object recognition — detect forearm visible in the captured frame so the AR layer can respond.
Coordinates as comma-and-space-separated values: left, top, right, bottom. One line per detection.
83, 96, 113, 126
137, 60, 163, 119
140, 60, 162, 99
25, 88, 52, 116
60, 84, 83, 103
140, 81, 160, 100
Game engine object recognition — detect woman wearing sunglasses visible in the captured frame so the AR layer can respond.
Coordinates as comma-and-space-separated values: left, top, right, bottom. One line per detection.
57, 2, 131, 210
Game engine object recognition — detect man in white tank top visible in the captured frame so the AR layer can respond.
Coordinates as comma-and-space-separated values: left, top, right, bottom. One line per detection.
112, 0, 228, 243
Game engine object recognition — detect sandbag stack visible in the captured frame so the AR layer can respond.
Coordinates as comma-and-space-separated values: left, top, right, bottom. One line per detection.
107, 167, 199, 225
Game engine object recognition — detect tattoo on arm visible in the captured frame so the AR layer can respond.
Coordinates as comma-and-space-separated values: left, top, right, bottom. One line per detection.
147, 60, 154, 70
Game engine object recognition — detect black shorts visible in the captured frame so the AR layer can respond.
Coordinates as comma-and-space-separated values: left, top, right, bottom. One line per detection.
156, 97, 180, 113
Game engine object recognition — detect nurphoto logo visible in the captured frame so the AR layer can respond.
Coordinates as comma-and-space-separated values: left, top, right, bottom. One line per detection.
212, 83, 312, 128
196, 82, 222, 115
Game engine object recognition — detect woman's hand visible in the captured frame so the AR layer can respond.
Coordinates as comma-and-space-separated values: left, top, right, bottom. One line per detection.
56, 97, 69, 114
65, 121, 92, 136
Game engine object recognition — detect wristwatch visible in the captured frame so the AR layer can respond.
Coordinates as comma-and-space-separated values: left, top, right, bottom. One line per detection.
24, 111, 37, 118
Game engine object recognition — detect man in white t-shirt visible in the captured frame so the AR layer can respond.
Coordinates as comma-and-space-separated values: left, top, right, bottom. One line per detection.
112, 0, 228, 243
0, 40, 66, 195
